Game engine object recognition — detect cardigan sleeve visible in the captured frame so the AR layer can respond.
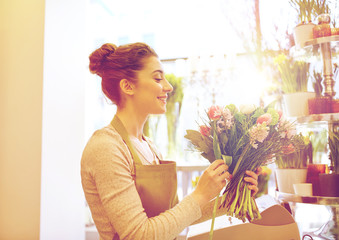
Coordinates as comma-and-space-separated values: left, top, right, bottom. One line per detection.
191, 195, 228, 225
81, 126, 202, 240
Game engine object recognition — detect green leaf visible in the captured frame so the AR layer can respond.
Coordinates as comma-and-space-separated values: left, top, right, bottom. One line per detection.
252, 108, 265, 119
213, 128, 222, 160
184, 130, 203, 146
267, 108, 279, 125
222, 154, 232, 166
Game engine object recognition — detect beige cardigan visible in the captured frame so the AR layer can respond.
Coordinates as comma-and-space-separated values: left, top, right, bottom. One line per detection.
81, 124, 226, 240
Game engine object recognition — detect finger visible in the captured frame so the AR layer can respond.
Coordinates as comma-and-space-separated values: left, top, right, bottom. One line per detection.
248, 184, 259, 196
214, 164, 228, 176
219, 170, 232, 181
244, 176, 258, 186
245, 170, 258, 181
210, 159, 227, 170
255, 167, 263, 175
205, 160, 222, 172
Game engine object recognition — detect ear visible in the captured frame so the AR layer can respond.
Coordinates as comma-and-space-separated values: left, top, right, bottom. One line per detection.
119, 79, 135, 96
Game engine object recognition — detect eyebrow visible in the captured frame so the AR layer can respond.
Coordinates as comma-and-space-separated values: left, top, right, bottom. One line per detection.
152, 70, 164, 74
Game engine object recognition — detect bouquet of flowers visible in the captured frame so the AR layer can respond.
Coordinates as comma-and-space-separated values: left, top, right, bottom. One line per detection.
185, 103, 298, 225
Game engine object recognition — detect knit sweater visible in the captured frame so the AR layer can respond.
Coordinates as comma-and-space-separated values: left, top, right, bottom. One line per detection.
81, 124, 204, 240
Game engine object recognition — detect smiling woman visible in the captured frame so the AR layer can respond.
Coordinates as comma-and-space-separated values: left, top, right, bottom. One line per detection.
81, 42, 260, 240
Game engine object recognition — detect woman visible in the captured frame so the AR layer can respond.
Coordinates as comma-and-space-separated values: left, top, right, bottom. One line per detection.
81, 42, 259, 240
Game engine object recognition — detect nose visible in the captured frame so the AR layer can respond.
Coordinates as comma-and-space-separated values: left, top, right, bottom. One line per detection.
163, 77, 173, 93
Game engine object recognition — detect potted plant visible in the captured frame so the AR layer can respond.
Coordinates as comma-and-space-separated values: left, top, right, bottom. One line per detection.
275, 133, 312, 193
319, 129, 339, 197
308, 70, 331, 114
290, 0, 316, 47
165, 73, 184, 158
274, 53, 315, 117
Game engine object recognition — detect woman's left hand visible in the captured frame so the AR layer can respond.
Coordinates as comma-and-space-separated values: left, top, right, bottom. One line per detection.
244, 167, 262, 196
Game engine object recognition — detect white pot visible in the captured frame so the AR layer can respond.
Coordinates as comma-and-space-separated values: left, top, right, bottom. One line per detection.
275, 168, 308, 194
283, 92, 316, 117
293, 23, 315, 48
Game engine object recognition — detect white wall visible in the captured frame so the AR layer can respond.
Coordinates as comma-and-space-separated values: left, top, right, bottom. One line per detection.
40, 0, 87, 239
0, 0, 44, 239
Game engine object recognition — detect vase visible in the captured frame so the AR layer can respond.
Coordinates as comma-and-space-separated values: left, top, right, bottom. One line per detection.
306, 163, 328, 196
331, 99, 339, 113
283, 92, 316, 117
319, 173, 339, 197
308, 97, 331, 114
293, 22, 315, 48
275, 168, 308, 194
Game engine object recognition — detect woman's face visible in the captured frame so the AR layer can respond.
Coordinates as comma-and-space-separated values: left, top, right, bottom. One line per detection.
132, 56, 173, 115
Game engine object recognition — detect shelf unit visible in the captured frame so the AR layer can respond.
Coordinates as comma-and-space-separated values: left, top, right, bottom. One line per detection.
293, 35, 339, 98
279, 36, 339, 240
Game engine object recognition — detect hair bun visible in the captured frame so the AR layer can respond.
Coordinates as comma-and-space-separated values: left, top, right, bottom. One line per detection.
89, 43, 117, 76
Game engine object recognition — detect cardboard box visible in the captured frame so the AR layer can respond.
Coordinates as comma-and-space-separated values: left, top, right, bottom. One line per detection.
187, 205, 300, 240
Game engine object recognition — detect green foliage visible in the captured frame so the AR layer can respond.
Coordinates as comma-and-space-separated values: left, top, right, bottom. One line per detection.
289, 0, 315, 23
274, 53, 310, 94
275, 133, 313, 168
309, 129, 328, 161
185, 130, 215, 162
312, 70, 323, 97
313, 0, 331, 17
165, 73, 184, 157
328, 129, 339, 173
289, 0, 331, 24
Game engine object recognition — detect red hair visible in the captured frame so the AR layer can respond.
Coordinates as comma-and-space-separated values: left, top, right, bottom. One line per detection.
89, 42, 158, 105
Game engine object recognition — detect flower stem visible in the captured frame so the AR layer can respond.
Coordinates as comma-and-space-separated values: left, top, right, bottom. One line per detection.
209, 195, 220, 240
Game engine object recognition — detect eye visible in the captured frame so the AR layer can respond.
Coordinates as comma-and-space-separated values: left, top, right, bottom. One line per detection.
154, 75, 163, 82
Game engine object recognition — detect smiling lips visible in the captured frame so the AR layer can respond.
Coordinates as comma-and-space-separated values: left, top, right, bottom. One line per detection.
157, 96, 167, 104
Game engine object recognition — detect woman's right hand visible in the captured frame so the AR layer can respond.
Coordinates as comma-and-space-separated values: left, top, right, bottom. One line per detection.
190, 159, 231, 209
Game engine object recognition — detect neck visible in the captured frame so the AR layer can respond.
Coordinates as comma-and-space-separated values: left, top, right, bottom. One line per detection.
116, 105, 148, 140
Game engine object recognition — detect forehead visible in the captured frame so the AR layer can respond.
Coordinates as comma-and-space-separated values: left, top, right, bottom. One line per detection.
141, 56, 163, 73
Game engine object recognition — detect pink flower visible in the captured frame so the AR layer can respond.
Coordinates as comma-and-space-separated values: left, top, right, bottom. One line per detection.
278, 110, 283, 120
199, 125, 211, 136
222, 108, 233, 129
257, 113, 272, 125
281, 144, 295, 154
279, 120, 296, 139
207, 105, 223, 120
249, 124, 269, 149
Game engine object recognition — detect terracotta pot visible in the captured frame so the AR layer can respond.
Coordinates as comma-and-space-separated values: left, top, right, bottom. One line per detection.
275, 168, 308, 194
308, 97, 332, 114
319, 173, 339, 197
283, 92, 316, 117
331, 99, 339, 113
294, 23, 315, 47
313, 24, 331, 38
331, 28, 339, 36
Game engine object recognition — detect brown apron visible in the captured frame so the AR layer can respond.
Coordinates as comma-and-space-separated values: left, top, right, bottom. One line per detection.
111, 116, 179, 240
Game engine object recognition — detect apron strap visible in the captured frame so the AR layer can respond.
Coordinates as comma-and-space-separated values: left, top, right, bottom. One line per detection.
143, 137, 162, 162
110, 115, 143, 165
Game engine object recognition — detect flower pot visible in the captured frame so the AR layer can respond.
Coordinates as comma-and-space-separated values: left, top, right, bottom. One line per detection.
319, 173, 339, 197
306, 163, 328, 196
313, 24, 331, 38
294, 23, 315, 48
283, 92, 316, 117
275, 168, 308, 194
331, 28, 339, 36
308, 97, 332, 114
331, 99, 339, 113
